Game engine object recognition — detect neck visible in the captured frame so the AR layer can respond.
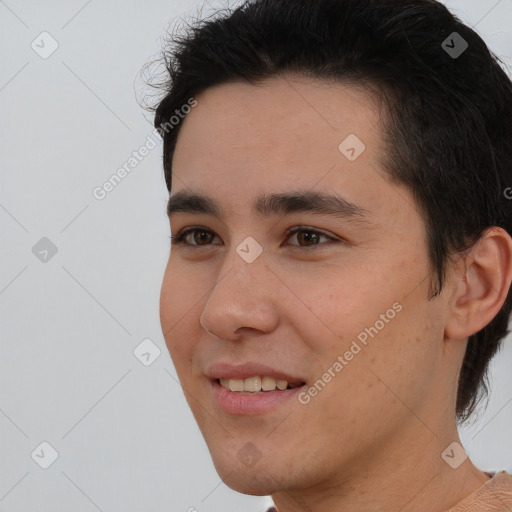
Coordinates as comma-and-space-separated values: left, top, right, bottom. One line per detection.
270, 415, 490, 512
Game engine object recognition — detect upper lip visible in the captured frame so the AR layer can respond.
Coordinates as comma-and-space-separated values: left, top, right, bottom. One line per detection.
206, 362, 306, 385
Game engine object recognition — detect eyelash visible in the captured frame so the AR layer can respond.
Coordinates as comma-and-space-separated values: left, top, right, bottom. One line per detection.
170, 226, 340, 249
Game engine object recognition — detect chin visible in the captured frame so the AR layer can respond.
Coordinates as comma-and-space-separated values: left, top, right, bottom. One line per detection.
209, 449, 285, 496
220, 468, 282, 496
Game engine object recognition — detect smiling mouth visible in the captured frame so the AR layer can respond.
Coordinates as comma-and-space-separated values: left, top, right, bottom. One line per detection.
216, 376, 306, 393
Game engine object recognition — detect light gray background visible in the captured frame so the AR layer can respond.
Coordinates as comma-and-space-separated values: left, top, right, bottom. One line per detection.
0, 1, 511, 511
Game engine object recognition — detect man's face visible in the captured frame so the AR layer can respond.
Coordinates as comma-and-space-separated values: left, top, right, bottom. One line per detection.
160, 76, 453, 495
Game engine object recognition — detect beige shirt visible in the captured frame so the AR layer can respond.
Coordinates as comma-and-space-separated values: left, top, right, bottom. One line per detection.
265, 471, 512, 512
449, 471, 512, 511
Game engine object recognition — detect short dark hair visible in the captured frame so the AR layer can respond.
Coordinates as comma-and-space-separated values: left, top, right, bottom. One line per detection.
149, 0, 512, 425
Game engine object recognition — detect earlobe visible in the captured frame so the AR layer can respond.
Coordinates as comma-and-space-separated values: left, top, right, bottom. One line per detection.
445, 227, 512, 340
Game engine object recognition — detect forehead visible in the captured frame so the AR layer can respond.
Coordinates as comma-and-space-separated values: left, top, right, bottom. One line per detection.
173, 76, 383, 171
173, 75, 382, 164
169, 75, 413, 225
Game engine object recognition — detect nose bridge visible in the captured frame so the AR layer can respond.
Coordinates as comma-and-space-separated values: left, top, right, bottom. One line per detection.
215, 233, 269, 296
199, 243, 279, 338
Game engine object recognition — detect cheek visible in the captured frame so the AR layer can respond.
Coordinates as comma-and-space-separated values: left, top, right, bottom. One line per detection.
159, 258, 202, 327
296, 265, 437, 400
159, 265, 198, 366
287, 264, 401, 352
159, 269, 176, 339
300, 311, 436, 444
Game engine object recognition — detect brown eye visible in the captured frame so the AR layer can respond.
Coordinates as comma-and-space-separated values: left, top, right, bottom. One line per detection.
170, 227, 220, 246
191, 230, 214, 245
286, 227, 335, 247
294, 230, 321, 246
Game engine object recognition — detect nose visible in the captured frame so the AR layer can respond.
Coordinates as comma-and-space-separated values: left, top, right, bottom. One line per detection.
199, 248, 280, 340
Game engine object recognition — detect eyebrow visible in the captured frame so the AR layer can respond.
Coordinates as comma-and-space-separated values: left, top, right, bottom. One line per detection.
167, 190, 373, 225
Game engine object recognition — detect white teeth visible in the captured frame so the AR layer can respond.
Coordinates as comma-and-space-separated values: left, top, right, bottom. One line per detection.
276, 379, 288, 390
227, 378, 244, 392
219, 376, 301, 392
244, 376, 261, 392
262, 376, 277, 391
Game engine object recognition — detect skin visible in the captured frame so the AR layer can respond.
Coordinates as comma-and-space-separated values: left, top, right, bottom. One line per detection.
159, 75, 512, 512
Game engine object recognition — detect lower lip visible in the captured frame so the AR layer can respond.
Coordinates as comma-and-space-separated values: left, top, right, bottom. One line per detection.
210, 379, 305, 415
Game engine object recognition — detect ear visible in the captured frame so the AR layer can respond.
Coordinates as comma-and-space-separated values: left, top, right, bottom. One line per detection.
445, 227, 512, 340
